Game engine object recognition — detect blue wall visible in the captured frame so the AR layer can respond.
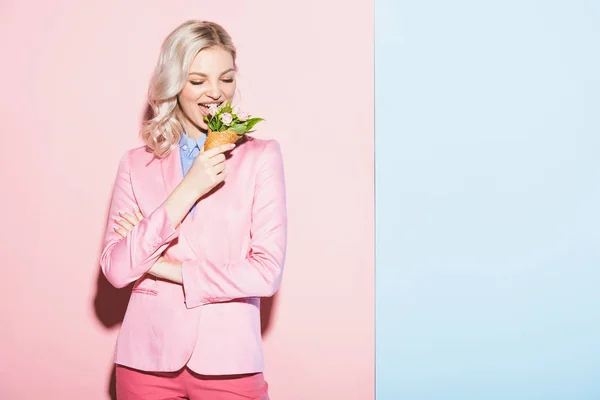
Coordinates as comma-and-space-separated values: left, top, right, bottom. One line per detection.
375, 1, 600, 398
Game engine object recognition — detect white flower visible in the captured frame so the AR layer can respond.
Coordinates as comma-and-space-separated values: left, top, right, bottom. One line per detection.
220, 112, 233, 125
237, 111, 250, 122
208, 103, 219, 116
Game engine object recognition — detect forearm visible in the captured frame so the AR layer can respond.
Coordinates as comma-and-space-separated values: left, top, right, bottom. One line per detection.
163, 144, 232, 226
100, 204, 181, 288
149, 253, 283, 299
148, 258, 183, 284
101, 181, 196, 289
163, 179, 200, 227
180, 253, 285, 307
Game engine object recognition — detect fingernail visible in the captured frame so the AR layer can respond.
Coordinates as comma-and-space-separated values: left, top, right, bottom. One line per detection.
231, 144, 236, 148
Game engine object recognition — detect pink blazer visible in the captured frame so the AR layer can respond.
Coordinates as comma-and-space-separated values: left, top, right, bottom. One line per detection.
99, 137, 287, 375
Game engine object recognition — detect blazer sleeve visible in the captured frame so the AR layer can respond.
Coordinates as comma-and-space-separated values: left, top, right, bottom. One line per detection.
180, 139, 288, 308
100, 151, 181, 288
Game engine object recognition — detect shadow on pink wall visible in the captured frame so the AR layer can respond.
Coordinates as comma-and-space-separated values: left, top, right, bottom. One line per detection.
93, 270, 278, 399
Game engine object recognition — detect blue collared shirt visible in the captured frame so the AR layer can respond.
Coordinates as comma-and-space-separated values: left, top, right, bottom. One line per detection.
179, 132, 207, 215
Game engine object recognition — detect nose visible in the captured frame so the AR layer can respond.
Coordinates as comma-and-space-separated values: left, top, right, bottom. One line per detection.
206, 80, 222, 100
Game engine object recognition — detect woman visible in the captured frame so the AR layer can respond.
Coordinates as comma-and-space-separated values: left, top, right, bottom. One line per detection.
100, 20, 287, 400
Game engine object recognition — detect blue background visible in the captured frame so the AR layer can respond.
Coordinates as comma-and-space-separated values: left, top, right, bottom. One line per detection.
375, 1, 600, 398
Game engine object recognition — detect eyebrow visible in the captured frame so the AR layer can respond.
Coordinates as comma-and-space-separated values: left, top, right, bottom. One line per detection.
189, 68, 235, 77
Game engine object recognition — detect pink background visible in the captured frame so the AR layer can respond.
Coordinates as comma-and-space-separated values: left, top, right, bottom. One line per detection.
0, 1, 373, 399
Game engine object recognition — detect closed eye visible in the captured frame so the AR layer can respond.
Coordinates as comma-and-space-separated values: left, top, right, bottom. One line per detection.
190, 79, 232, 85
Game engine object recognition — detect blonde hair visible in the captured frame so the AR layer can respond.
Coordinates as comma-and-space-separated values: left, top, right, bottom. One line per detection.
141, 20, 237, 158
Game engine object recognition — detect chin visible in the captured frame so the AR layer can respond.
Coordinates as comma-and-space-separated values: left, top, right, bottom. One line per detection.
191, 117, 208, 132
197, 121, 209, 132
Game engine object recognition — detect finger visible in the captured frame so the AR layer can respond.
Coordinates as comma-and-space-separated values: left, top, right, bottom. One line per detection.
202, 143, 236, 158
119, 212, 139, 226
216, 169, 228, 181
134, 209, 144, 222
209, 153, 226, 166
114, 227, 128, 238
211, 162, 226, 175
115, 218, 134, 231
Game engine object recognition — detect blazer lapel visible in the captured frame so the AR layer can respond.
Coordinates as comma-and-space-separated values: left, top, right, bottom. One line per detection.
160, 145, 199, 258
161, 144, 183, 197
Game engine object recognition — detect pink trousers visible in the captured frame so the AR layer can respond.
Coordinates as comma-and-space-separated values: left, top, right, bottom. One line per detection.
116, 365, 270, 400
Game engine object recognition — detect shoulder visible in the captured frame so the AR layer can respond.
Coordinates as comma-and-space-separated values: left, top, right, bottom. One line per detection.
239, 137, 285, 178
243, 136, 283, 157
117, 145, 160, 170
240, 137, 284, 171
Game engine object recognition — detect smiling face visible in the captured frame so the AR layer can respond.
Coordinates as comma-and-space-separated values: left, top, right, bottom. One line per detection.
177, 46, 236, 137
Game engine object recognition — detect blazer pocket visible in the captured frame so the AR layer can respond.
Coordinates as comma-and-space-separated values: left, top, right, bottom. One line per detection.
131, 274, 158, 296
131, 287, 158, 296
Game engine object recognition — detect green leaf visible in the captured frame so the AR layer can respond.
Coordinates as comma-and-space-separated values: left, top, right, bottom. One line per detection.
229, 123, 247, 134
206, 117, 214, 131
244, 117, 264, 131
221, 101, 232, 113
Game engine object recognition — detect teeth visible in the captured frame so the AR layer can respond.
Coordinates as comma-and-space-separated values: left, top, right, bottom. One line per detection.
199, 103, 221, 108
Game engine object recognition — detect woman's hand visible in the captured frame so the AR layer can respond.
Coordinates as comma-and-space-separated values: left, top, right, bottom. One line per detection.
183, 143, 235, 200
161, 143, 235, 230
113, 208, 144, 238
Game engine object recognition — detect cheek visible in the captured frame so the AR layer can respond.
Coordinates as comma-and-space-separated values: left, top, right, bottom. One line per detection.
179, 87, 202, 112
225, 83, 237, 99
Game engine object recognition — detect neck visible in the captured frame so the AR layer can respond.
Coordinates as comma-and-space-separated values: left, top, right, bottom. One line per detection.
181, 119, 207, 141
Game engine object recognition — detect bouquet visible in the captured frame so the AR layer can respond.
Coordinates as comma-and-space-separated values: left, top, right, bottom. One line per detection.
203, 101, 264, 151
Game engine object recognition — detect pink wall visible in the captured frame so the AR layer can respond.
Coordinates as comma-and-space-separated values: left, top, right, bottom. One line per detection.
0, 1, 373, 399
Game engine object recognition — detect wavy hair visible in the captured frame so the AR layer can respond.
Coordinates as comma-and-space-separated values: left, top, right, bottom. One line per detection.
141, 20, 237, 158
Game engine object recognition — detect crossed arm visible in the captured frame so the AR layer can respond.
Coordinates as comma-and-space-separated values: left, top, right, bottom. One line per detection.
100, 140, 287, 308
112, 210, 183, 284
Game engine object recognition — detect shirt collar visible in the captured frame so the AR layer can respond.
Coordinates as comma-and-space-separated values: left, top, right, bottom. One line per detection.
179, 132, 205, 155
